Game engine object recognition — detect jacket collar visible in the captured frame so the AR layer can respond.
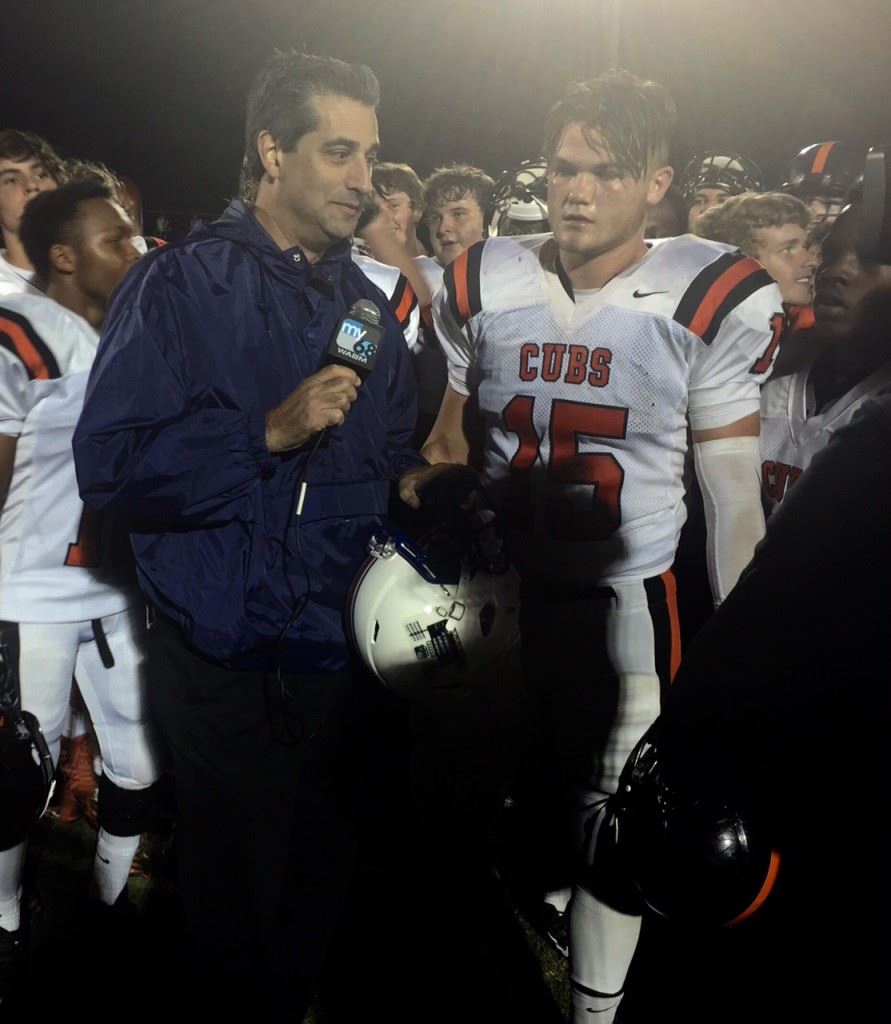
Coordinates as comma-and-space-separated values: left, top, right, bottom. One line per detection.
206, 200, 352, 266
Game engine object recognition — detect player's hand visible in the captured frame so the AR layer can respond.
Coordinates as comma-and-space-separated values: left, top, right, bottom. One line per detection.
398, 463, 480, 510
265, 365, 361, 453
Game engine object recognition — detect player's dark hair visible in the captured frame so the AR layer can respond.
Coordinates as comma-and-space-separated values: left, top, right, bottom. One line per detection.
20, 180, 112, 286
543, 69, 677, 180
63, 158, 127, 206
373, 162, 424, 211
424, 164, 495, 223
242, 50, 380, 192
0, 130, 66, 186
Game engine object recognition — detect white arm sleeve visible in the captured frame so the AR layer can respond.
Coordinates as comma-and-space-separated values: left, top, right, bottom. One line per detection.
693, 434, 765, 606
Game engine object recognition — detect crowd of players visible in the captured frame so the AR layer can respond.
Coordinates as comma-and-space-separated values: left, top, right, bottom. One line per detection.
0, 53, 888, 1023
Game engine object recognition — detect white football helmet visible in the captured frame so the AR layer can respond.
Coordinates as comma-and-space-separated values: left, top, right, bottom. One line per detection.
348, 518, 521, 701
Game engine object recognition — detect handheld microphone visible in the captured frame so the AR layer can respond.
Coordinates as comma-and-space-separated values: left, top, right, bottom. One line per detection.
324, 299, 384, 380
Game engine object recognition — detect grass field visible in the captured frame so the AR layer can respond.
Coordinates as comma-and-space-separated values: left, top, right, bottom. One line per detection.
16, 808, 572, 1023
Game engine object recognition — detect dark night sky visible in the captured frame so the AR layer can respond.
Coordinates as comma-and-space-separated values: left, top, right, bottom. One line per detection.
2, 0, 889, 220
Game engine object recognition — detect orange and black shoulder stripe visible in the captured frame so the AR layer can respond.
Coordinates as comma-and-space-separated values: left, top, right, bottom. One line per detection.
443, 241, 485, 328
0, 307, 61, 380
390, 274, 418, 331
674, 252, 773, 345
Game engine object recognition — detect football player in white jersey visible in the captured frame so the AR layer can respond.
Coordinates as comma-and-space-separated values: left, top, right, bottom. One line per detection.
761, 189, 891, 514
0, 131, 65, 298
0, 181, 152, 996
401, 70, 783, 1023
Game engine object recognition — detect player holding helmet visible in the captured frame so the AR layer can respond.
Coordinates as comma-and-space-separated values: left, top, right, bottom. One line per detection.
401, 69, 783, 1023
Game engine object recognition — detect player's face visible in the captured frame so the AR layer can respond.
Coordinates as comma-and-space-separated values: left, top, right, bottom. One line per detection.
687, 187, 730, 233
807, 196, 845, 229
70, 198, 141, 305
427, 196, 486, 266
753, 223, 817, 306
379, 189, 418, 246
275, 94, 379, 259
0, 157, 58, 239
547, 123, 655, 265
813, 204, 891, 340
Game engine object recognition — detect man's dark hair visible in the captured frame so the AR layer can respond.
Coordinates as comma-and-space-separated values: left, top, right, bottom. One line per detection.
242, 51, 380, 191
373, 162, 424, 211
0, 130, 66, 185
543, 69, 677, 180
423, 164, 495, 222
20, 180, 112, 285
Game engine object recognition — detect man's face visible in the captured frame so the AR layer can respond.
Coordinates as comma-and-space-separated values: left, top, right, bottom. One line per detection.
753, 223, 817, 306
547, 122, 657, 265
687, 186, 731, 233
426, 194, 486, 266
813, 203, 891, 339
378, 189, 419, 246
0, 156, 58, 240
807, 196, 845, 229
69, 198, 141, 305
275, 94, 379, 258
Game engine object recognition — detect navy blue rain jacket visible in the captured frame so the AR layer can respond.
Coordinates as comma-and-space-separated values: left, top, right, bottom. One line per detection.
73, 200, 425, 671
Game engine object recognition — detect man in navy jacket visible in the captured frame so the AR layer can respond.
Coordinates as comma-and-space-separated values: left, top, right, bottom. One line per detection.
74, 52, 424, 1015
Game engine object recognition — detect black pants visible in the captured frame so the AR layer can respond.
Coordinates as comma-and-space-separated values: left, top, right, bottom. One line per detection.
147, 614, 381, 1019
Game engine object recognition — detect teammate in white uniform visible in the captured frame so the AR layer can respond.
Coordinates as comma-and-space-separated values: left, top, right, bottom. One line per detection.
0, 131, 65, 299
0, 182, 152, 996
401, 71, 783, 1023
761, 191, 891, 512
351, 250, 420, 351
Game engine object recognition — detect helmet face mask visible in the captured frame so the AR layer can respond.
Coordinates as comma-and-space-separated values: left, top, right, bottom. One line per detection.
490, 159, 551, 237
679, 151, 764, 201
348, 517, 521, 701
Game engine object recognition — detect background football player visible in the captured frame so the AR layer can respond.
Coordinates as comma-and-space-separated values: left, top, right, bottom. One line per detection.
760, 170, 891, 514
0, 130, 64, 297
695, 191, 817, 314
780, 140, 861, 228
0, 181, 154, 997
680, 150, 763, 233
401, 69, 783, 1023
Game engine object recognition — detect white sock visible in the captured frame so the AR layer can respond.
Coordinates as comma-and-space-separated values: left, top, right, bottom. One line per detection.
63, 707, 90, 740
93, 829, 139, 906
569, 884, 642, 1024
0, 843, 26, 933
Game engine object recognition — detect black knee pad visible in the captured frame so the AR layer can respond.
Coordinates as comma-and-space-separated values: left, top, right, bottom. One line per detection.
97, 773, 154, 837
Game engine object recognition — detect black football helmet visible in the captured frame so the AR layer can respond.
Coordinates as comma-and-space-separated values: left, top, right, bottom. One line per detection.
614, 731, 780, 927
490, 159, 550, 236
0, 638, 54, 851
679, 151, 764, 200
781, 141, 860, 203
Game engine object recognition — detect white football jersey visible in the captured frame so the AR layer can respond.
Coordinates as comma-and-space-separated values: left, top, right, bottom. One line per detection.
351, 251, 420, 352
0, 251, 42, 298
0, 294, 135, 621
434, 233, 784, 585
760, 362, 891, 514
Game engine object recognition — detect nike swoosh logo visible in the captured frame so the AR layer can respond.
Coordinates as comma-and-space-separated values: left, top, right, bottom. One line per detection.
98, 854, 110, 864
632, 289, 669, 298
